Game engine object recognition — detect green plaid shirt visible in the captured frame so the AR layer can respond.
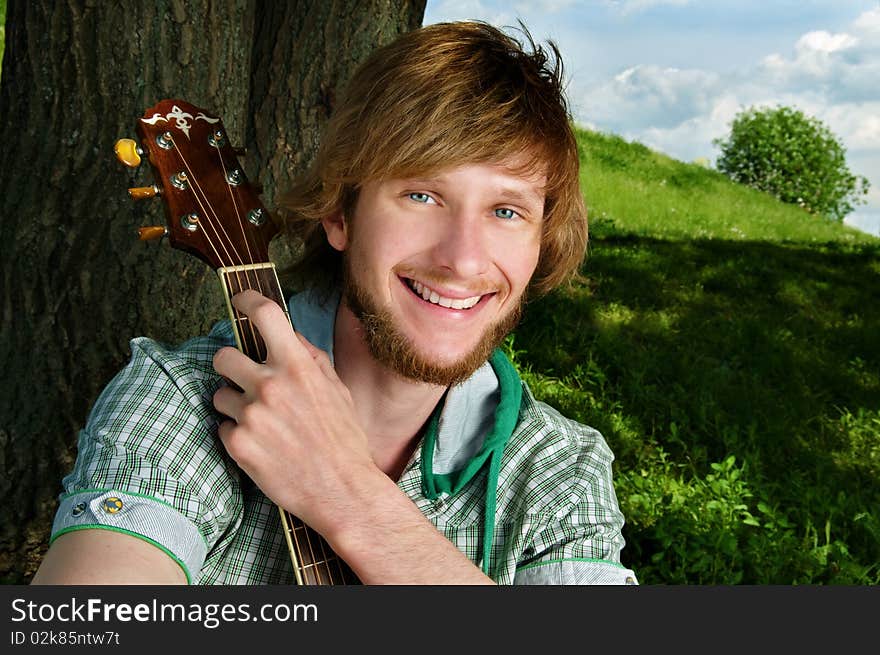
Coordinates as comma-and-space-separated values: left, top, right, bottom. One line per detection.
51, 289, 637, 585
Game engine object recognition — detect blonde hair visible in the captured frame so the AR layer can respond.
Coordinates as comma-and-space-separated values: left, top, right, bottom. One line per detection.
277, 21, 587, 297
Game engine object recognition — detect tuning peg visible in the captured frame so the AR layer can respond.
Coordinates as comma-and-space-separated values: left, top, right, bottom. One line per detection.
127, 185, 160, 200
114, 138, 144, 168
138, 226, 168, 241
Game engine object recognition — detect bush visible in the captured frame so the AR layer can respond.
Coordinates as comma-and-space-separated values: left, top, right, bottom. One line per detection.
714, 106, 869, 221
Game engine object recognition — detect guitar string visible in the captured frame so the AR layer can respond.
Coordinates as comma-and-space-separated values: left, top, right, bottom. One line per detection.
213, 143, 270, 362
167, 135, 264, 360
169, 131, 343, 584
298, 519, 326, 585
310, 509, 345, 584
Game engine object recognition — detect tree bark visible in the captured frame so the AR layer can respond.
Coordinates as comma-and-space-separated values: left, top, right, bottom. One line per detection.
0, 0, 425, 583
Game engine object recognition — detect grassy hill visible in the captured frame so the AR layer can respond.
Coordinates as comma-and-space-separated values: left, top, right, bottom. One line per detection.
511, 128, 880, 584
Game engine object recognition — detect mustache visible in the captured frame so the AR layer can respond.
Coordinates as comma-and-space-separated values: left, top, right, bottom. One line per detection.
395, 269, 500, 297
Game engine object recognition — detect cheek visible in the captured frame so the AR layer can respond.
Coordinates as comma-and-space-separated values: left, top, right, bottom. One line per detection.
346, 233, 404, 285
507, 234, 542, 292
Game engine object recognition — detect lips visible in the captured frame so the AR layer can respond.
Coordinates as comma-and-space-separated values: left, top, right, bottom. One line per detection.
401, 276, 494, 310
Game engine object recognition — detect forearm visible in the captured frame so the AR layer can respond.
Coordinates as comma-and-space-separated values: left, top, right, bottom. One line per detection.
322, 471, 495, 585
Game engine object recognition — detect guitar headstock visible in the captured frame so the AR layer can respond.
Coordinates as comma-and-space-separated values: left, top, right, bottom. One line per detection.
116, 99, 277, 269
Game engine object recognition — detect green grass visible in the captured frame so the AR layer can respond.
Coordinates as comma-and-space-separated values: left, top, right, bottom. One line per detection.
580, 130, 876, 244
509, 127, 880, 583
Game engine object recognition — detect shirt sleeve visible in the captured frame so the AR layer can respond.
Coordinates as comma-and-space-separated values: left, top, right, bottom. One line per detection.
50, 324, 243, 583
512, 495, 639, 584
511, 410, 638, 585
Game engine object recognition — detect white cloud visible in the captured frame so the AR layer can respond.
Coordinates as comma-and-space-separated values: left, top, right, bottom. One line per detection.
796, 30, 859, 54
821, 103, 880, 151
634, 95, 742, 162
580, 65, 721, 131
853, 7, 880, 33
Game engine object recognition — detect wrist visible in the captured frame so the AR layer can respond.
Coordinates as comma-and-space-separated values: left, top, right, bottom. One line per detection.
321, 469, 422, 562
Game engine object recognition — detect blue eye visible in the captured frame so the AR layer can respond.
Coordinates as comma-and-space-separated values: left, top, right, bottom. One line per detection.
495, 208, 518, 220
409, 192, 432, 203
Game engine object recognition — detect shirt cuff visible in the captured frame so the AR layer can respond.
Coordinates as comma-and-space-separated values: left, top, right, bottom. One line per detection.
50, 489, 208, 584
514, 559, 639, 585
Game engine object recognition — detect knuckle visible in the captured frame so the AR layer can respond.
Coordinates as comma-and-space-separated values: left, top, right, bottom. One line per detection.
224, 431, 252, 465
237, 402, 263, 428
254, 376, 284, 403
252, 301, 282, 325
213, 346, 234, 369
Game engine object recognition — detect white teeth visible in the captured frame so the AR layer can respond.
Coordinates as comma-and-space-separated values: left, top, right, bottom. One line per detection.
408, 279, 483, 310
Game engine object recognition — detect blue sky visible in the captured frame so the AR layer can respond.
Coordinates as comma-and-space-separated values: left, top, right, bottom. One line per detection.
423, 1, 880, 236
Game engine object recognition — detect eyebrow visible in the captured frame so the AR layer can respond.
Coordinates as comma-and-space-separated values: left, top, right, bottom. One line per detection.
402, 176, 546, 206
494, 187, 545, 206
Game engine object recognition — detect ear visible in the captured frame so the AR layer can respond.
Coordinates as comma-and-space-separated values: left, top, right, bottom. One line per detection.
321, 210, 348, 252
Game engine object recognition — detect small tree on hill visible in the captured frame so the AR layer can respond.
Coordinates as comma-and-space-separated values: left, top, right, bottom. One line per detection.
714, 106, 869, 221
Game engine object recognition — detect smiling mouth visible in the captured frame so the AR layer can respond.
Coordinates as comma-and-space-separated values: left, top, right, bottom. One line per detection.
402, 277, 493, 310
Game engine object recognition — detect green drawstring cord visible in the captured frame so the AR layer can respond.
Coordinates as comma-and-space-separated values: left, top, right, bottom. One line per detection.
418, 348, 523, 579
481, 445, 505, 576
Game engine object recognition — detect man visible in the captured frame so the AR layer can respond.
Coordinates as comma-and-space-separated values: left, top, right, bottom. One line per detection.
33, 21, 637, 585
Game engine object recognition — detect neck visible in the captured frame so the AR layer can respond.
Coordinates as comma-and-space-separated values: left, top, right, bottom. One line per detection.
332, 301, 447, 478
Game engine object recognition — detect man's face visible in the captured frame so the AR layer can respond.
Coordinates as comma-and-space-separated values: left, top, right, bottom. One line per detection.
325, 159, 545, 386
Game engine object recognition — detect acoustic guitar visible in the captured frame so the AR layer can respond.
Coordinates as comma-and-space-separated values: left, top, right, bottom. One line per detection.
115, 99, 359, 585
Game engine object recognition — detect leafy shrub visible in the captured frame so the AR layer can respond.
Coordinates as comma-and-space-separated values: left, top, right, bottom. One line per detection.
714, 106, 869, 221
617, 450, 879, 584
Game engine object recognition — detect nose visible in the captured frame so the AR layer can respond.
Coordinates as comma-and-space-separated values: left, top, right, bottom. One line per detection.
429, 208, 491, 279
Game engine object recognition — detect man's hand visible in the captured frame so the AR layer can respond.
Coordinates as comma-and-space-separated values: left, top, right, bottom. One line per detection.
212, 290, 494, 584
212, 290, 378, 537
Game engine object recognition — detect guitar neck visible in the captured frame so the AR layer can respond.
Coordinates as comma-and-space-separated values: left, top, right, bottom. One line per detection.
219, 263, 289, 360
218, 263, 359, 585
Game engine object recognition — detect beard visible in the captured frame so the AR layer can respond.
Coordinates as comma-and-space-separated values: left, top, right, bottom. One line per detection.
342, 257, 523, 387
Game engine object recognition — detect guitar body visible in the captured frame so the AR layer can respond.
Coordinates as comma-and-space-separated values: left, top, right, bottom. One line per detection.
120, 99, 359, 585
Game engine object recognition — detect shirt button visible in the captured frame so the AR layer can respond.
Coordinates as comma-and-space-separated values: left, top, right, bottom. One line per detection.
102, 497, 124, 514
71, 502, 87, 517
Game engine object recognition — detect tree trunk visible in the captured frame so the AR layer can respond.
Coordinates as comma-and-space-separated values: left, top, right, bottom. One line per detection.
0, 0, 425, 583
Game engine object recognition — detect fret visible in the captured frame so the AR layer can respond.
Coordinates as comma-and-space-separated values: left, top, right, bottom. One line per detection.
218, 263, 361, 586
281, 508, 359, 585
301, 559, 337, 569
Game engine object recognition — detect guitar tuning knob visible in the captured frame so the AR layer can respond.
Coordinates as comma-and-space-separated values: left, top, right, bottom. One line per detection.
114, 138, 144, 168
138, 226, 168, 241
127, 185, 160, 200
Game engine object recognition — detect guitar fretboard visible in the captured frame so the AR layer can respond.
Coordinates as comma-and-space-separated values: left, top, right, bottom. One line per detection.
218, 263, 360, 585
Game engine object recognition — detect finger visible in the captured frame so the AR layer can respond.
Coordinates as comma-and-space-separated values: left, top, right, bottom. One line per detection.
213, 383, 247, 422
216, 419, 257, 469
231, 291, 304, 365
212, 346, 262, 389
294, 332, 344, 384
295, 331, 332, 364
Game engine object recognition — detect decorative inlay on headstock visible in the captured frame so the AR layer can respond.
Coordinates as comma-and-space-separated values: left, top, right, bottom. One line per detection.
141, 104, 220, 139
